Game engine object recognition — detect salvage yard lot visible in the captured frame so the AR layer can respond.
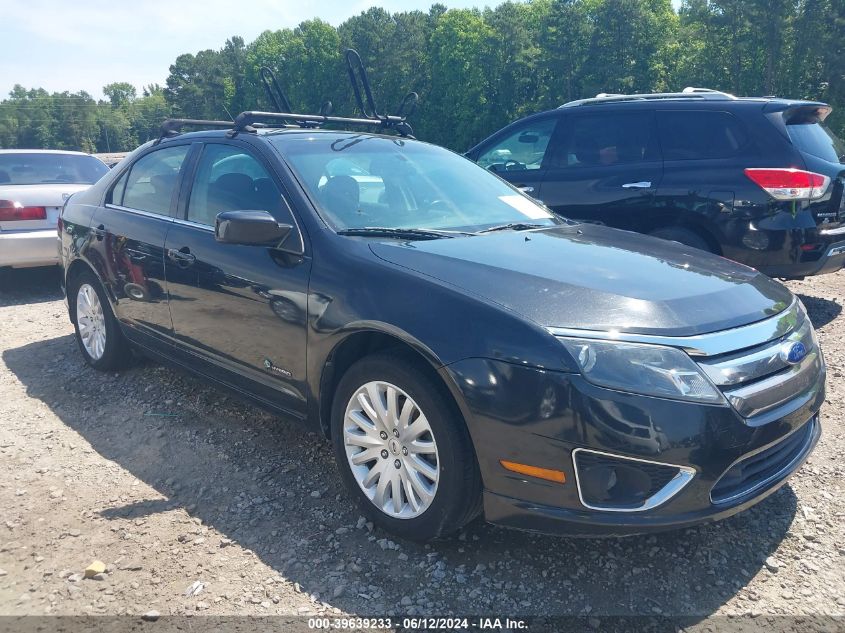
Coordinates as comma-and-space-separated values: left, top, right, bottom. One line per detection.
0, 267, 843, 620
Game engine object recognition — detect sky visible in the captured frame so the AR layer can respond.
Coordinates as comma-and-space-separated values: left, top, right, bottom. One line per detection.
0, 0, 491, 101
3, 0, 684, 101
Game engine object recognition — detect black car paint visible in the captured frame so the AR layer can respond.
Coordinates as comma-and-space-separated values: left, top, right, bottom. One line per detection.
60, 129, 823, 535
467, 99, 845, 279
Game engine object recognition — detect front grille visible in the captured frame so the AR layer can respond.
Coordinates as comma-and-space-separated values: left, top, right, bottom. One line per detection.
710, 418, 815, 504
696, 303, 823, 424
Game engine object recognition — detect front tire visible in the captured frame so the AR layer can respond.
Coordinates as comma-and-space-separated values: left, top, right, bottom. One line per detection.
331, 353, 481, 541
69, 270, 132, 371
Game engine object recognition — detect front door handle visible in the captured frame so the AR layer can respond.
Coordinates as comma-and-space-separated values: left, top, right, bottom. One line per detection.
167, 247, 196, 266
622, 181, 652, 189
517, 185, 535, 193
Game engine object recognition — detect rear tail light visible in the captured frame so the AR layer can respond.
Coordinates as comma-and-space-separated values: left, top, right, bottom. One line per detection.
0, 199, 47, 221
744, 168, 830, 201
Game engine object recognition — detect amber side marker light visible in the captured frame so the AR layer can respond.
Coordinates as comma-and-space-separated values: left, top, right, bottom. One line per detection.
500, 460, 566, 484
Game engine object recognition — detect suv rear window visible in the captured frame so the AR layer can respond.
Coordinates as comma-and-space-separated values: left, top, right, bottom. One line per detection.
787, 122, 845, 164
657, 111, 748, 160
0, 153, 108, 185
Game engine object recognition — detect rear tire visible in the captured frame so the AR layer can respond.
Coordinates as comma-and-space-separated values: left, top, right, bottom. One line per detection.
331, 353, 482, 541
649, 227, 711, 252
69, 270, 132, 371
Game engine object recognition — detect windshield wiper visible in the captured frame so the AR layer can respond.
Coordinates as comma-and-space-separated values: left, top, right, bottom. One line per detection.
337, 227, 468, 240
476, 222, 549, 234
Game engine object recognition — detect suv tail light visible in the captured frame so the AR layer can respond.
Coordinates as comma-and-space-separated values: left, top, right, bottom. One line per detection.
744, 168, 830, 201
0, 199, 47, 221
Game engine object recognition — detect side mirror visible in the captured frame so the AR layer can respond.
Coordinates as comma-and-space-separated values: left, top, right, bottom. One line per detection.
215, 210, 292, 247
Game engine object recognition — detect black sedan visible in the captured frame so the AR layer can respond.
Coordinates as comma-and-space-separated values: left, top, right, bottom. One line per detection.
59, 123, 825, 540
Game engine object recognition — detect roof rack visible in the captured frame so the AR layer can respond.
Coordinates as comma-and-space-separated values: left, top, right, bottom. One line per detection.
156, 49, 418, 142
560, 87, 736, 108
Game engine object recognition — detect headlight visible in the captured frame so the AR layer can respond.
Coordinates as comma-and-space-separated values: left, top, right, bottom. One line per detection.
558, 337, 726, 404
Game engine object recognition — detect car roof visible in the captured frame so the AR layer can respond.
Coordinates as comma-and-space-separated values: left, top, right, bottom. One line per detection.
164, 127, 409, 142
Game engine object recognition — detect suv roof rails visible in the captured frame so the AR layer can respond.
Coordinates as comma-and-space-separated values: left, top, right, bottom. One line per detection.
156, 49, 418, 143
559, 87, 737, 108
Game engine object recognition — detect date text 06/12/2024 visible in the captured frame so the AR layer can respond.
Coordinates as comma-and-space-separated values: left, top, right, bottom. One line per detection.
307, 617, 529, 630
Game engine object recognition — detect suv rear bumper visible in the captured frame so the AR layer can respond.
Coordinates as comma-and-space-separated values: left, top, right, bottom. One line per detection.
757, 239, 845, 278
0, 229, 60, 268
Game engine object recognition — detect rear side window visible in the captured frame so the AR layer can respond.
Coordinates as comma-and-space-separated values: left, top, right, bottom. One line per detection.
787, 123, 845, 164
477, 118, 557, 172
549, 112, 658, 168
657, 111, 748, 160
121, 145, 190, 216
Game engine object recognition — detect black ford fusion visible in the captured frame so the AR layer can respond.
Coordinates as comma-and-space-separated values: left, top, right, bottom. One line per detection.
59, 121, 825, 540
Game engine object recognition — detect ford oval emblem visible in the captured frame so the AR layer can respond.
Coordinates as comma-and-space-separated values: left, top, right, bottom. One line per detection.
780, 341, 807, 365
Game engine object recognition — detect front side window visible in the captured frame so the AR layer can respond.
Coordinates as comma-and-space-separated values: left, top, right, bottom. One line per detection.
657, 111, 748, 161
271, 134, 559, 233
476, 118, 557, 172
121, 145, 189, 215
0, 153, 107, 185
550, 112, 658, 168
187, 144, 292, 227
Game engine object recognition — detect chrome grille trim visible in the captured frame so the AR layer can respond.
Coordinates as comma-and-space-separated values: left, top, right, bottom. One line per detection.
698, 316, 813, 387
546, 298, 800, 357
723, 351, 823, 419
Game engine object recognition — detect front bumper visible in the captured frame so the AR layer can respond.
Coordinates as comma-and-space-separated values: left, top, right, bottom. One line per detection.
443, 357, 824, 536
0, 229, 60, 268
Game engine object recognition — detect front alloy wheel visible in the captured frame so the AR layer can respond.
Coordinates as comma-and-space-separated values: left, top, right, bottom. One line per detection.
343, 381, 439, 518
331, 353, 482, 541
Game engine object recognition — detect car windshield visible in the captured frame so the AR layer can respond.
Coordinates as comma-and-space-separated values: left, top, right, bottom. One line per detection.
269, 133, 561, 233
786, 122, 845, 164
0, 153, 109, 185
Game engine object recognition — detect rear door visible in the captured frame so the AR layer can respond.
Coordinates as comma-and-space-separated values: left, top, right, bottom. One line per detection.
89, 143, 192, 338
163, 140, 311, 416
538, 109, 663, 229
472, 114, 560, 198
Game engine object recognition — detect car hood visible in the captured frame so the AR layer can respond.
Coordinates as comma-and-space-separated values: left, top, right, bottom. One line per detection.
369, 224, 794, 336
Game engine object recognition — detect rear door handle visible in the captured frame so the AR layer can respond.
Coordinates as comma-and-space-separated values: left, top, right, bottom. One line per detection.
622, 181, 652, 189
167, 247, 196, 266
517, 185, 535, 193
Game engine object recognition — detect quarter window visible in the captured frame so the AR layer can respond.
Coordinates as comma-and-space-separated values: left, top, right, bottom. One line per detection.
477, 118, 557, 172
549, 112, 658, 168
657, 111, 748, 160
121, 145, 189, 215
187, 144, 292, 227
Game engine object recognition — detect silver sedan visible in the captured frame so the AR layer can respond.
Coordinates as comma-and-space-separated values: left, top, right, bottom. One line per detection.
0, 150, 108, 269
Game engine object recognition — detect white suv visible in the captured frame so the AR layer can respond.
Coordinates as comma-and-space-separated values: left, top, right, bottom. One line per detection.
0, 150, 108, 269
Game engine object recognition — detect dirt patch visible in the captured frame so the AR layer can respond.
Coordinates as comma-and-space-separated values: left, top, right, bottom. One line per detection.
0, 266, 843, 621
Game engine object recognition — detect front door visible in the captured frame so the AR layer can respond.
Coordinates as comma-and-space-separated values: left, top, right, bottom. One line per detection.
539, 110, 664, 230
164, 141, 311, 415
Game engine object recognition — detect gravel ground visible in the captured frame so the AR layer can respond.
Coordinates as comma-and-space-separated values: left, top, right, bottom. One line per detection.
0, 266, 843, 626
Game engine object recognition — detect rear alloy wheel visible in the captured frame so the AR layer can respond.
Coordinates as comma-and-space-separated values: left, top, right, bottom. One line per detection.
70, 271, 132, 371
331, 353, 481, 541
